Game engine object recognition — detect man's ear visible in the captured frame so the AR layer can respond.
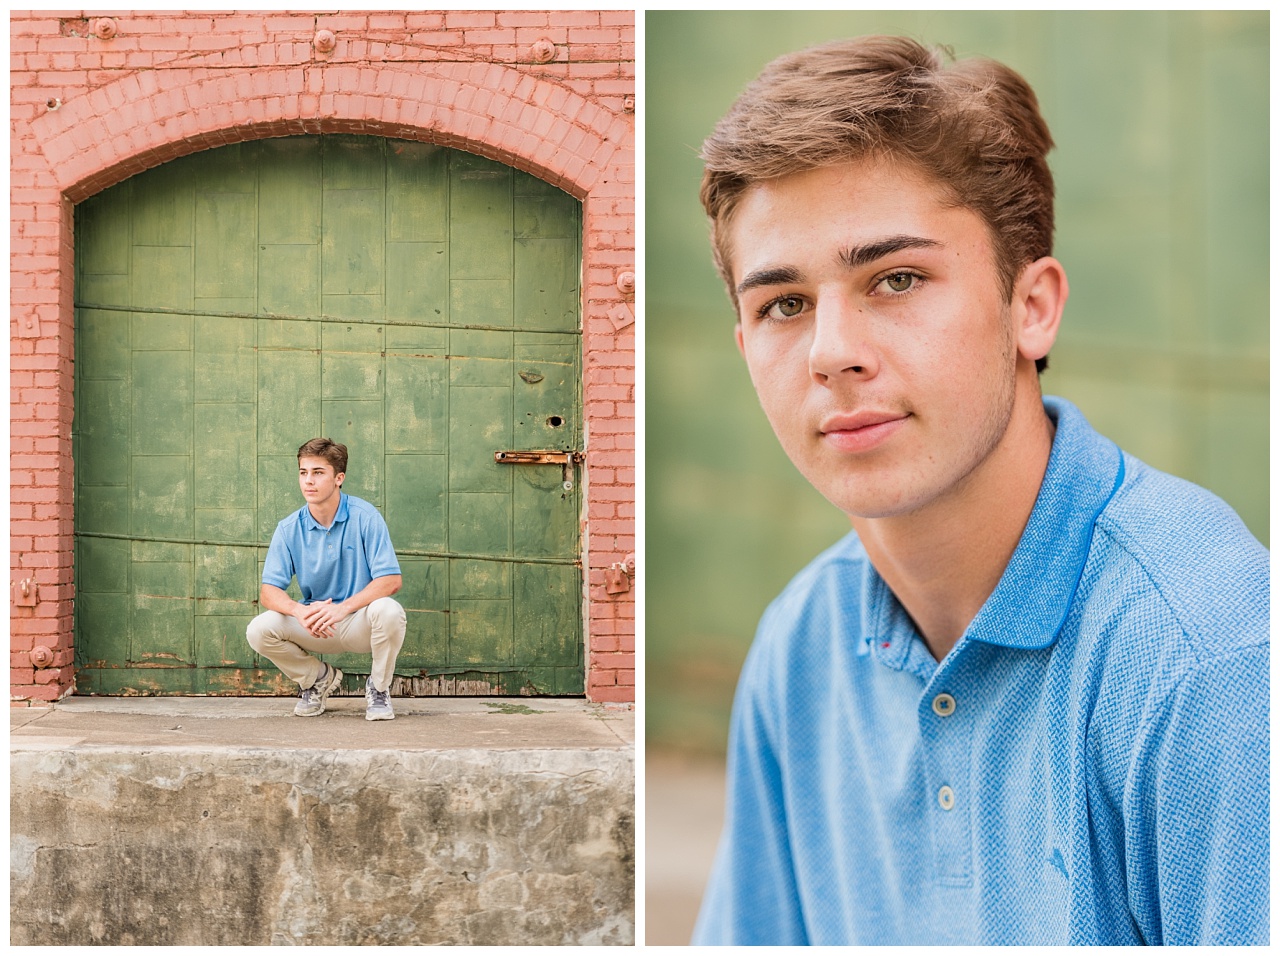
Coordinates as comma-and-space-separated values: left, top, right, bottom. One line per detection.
336, 472, 345, 487
1012, 256, 1068, 363
734, 322, 746, 358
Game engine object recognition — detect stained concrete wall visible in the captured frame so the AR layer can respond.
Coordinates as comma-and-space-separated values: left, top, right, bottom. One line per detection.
12, 744, 633, 944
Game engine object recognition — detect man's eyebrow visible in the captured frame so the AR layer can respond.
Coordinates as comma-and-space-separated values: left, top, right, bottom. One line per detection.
735, 266, 804, 298
735, 236, 942, 297
839, 235, 942, 269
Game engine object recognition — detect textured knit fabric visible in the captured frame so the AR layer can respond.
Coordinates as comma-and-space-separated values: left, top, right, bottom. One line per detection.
693, 396, 1269, 945
262, 493, 401, 603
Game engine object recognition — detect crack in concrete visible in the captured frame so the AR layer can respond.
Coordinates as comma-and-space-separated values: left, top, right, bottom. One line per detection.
523, 768, 604, 781
33, 841, 108, 851
12, 708, 56, 730
586, 704, 633, 746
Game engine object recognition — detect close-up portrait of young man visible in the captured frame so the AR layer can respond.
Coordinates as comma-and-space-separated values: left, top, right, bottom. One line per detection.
645, 11, 1267, 947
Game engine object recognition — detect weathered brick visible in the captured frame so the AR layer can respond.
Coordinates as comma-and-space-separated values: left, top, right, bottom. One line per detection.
13, 683, 62, 701
444, 11, 497, 29
554, 11, 602, 28
464, 29, 519, 46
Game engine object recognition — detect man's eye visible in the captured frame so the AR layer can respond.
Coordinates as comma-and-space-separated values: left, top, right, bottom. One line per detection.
760, 295, 806, 320
881, 272, 917, 294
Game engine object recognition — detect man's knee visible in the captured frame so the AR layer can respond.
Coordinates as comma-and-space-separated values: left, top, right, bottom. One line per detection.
246, 610, 288, 652
368, 597, 406, 635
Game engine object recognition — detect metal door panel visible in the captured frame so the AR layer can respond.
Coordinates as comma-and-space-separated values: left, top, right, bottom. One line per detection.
74, 134, 583, 696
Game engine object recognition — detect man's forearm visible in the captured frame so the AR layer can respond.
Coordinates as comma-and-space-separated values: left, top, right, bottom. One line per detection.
259, 583, 303, 617
337, 574, 402, 617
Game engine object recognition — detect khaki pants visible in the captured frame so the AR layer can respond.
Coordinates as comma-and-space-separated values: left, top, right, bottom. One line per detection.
246, 597, 406, 693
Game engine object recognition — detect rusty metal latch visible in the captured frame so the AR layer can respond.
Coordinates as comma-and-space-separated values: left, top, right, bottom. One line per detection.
495, 450, 585, 490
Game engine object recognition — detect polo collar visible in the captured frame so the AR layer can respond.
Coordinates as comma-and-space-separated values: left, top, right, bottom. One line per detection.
964, 396, 1124, 650
861, 570, 933, 678
301, 492, 349, 532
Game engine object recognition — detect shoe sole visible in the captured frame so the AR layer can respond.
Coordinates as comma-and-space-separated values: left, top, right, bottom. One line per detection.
294, 665, 344, 717
365, 706, 395, 721
365, 681, 394, 720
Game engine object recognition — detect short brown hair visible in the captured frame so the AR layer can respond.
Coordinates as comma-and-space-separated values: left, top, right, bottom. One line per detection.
701, 36, 1055, 370
297, 437, 347, 475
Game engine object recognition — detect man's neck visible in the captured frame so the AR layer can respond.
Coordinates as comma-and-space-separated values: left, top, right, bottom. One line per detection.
308, 493, 342, 529
851, 388, 1055, 662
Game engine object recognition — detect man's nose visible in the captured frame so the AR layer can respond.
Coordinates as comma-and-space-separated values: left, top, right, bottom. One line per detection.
808, 295, 879, 384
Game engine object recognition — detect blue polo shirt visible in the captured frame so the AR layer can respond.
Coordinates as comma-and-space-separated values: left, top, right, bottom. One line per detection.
694, 396, 1269, 945
262, 493, 401, 604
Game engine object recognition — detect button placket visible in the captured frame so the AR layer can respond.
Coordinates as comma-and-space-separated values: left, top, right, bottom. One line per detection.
920, 670, 973, 885
931, 693, 958, 811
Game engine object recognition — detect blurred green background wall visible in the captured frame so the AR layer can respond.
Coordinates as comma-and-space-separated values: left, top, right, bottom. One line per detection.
646, 10, 1269, 755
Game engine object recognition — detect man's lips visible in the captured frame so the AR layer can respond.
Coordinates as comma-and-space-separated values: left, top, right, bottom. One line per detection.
819, 411, 910, 452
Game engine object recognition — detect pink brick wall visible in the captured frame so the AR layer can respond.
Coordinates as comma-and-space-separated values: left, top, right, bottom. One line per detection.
10, 9, 635, 704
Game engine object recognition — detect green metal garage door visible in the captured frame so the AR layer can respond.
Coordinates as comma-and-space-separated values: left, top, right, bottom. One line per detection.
72, 135, 584, 696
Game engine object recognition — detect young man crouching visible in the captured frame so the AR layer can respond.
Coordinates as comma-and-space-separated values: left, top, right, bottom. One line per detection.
247, 438, 406, 721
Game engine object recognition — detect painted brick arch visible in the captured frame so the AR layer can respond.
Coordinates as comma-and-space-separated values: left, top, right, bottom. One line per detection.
29, 51, 632, 201
11, 11, 635, 704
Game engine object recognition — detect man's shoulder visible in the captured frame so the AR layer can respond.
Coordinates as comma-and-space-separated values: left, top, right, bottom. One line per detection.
733, 531, 869, 708
750, 531, 870, 657
1068, 454, 1268, 860
342, 494, 385, 519
340, 495, 393, 533
771, 529, 869, 608
1088, 453, 1267, 655
273, 504, 308, 534
341, 496, 397, 560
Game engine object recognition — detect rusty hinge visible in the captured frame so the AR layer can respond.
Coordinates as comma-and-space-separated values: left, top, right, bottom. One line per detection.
495, 449, 585, 490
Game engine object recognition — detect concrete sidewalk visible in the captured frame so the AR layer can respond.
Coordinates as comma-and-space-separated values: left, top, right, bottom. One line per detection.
11, 695, 634, 752
12, 697, 634, 946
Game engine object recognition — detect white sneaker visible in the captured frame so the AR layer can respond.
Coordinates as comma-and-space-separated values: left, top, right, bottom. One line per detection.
294, 663, 343, 717
365, 680, 394, 721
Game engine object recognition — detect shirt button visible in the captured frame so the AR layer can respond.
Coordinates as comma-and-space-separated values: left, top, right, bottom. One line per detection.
932, 693, 956, 717
938, 785, 956, 811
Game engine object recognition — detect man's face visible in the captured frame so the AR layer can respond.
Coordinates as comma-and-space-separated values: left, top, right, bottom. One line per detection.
298, 456, 343, 510
728, 158, 1027, 520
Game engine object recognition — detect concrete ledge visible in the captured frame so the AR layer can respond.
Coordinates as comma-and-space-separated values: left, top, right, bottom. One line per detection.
11, 699, 634, 945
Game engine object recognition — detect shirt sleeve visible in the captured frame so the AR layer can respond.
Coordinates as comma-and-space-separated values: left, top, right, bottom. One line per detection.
693, 616, 808, 945
261, 523, 295, 590
1125, 644, 1269, 944
362, 508, 401, 579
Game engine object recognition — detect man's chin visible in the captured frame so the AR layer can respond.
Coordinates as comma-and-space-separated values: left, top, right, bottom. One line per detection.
815, 480, 921, 523
837, 500, 917, 523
